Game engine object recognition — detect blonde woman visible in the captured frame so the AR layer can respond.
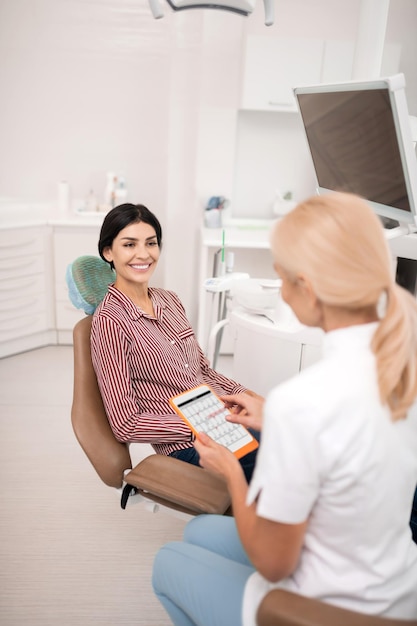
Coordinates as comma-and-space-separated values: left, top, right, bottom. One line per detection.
152, 192, 417, 625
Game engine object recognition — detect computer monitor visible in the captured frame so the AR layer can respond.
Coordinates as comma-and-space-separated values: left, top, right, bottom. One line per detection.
293, 74, 417, 234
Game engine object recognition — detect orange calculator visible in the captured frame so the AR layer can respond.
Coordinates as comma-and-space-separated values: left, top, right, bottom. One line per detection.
170, 384, 258, 459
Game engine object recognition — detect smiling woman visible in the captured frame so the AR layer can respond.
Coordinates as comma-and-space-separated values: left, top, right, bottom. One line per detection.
90, 203, 261, 482
102, 221, 160, 314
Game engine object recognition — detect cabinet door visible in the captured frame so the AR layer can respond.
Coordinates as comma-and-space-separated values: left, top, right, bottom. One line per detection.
321, 40, 401, 83
0, 226, 54, 352
241, 36, 324, 111
0, 273, 50, 343
321, 40, 355, 83
231, 319, 302, 396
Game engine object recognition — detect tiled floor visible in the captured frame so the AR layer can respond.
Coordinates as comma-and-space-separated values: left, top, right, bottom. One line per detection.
0, 345, 234, 626
0, 346, 237, 626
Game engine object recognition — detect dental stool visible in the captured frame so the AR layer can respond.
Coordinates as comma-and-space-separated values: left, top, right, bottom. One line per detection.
257, 590, 417, 626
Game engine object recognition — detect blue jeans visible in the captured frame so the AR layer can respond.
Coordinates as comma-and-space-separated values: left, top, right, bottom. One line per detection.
169, 428, 260, 483
152, 515, 255, 626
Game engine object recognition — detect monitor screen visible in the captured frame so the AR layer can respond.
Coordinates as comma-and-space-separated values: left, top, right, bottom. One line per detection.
294, 74, 417, 228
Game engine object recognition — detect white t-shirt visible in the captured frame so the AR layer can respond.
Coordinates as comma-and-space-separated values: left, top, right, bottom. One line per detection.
243, 323, 417, 626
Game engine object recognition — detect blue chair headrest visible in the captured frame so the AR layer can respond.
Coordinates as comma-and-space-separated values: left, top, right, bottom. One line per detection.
66, 255, 115, 315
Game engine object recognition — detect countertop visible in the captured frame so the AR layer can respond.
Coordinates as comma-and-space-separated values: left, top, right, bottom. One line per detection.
230, 306, 325, 345
0, 199, 278, 236
202, 217, 277, 248
0, 198, 106, 230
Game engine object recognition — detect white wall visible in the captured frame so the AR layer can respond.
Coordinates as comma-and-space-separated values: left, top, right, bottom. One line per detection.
0, 1, 172, 205
0, 0, 416, 325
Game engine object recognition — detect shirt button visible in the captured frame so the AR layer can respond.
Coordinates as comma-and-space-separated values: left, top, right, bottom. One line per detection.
170, 340, 175, 345
184, 364, 189, 368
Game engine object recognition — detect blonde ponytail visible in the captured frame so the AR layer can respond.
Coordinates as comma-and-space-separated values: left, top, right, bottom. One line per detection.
271, 192, 417, 421
372, 283, 417, 420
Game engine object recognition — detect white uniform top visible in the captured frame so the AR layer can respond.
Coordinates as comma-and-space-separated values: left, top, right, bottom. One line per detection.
243, 323, 417, 626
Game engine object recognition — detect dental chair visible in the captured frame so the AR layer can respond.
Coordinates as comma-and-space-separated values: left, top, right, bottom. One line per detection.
68, 256, 231, 516
72, 314, 231, 515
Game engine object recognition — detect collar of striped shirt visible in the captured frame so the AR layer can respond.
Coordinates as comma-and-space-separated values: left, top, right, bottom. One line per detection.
107, 284, 166, 321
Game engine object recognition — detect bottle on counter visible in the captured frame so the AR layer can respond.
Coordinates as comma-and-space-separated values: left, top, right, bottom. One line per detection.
115, 176, 128, 205
103, 171, 117, 212
85, 189, 98, 212
57, 180, 70, 214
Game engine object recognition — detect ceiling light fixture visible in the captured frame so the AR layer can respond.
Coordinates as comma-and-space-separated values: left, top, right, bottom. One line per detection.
147, 0, 274, 26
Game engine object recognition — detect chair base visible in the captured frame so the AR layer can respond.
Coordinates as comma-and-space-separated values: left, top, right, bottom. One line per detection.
123, 454, 231, 516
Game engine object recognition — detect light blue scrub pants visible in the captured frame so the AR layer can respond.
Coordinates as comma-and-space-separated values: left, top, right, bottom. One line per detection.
152, 515, 255, 626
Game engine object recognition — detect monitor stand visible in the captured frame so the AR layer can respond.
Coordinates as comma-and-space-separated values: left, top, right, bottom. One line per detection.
379, 216, 417, 240
386, 220, 417, 297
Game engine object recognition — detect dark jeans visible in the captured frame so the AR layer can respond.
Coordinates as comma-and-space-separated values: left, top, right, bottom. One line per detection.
411, 485, 417, 544
169, 428, 261, 484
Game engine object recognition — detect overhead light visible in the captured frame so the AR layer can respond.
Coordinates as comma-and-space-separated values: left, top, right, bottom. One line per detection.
148, 0, 274, 26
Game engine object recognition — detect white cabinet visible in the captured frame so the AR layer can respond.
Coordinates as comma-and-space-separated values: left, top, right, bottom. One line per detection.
240, 36, 324, 112
53, 224, 102, 343
240, 36, 401, 113
321, 40, 401, 84
230, 308, 324, 397
0, 220, 105, 353
0, 226, 55, 357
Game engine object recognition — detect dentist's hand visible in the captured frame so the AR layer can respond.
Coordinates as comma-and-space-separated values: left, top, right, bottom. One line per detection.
220, 392, 264, 432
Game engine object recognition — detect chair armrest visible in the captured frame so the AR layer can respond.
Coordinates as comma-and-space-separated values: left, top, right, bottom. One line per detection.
124, 454, 231, 516
256, 589, 417, 626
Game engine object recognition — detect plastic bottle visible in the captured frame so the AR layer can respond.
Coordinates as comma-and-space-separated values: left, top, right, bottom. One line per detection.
104, 172, 117, 211
115, 176, 128, 205
57, 180, 70, 214
85, 189, 98, 212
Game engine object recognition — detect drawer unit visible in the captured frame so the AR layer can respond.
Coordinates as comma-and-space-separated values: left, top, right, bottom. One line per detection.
0, 312, 50, 343
0, 229, 45, 260
0, 274, 47, 321
0, 253, 45, 281
0, 226, 55, 357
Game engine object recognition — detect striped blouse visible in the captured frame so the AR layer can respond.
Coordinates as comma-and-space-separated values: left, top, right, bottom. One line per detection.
90, 285, 247, 456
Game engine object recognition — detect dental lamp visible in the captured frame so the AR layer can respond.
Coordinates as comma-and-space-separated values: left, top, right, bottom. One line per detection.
147, 0, 274, 26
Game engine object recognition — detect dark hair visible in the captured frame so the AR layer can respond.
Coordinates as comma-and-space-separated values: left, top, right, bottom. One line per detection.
98, 203, 163, 268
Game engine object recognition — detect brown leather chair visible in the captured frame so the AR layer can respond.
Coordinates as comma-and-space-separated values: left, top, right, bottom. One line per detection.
257, 589, 417, 626
71, 315, 231, 515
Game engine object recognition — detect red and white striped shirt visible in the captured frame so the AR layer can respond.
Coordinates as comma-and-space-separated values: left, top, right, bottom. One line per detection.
91, 285, 247, 456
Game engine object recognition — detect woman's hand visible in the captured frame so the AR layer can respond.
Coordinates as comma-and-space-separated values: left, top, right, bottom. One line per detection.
220, 392, 264, 432
194, 432, 241, 482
